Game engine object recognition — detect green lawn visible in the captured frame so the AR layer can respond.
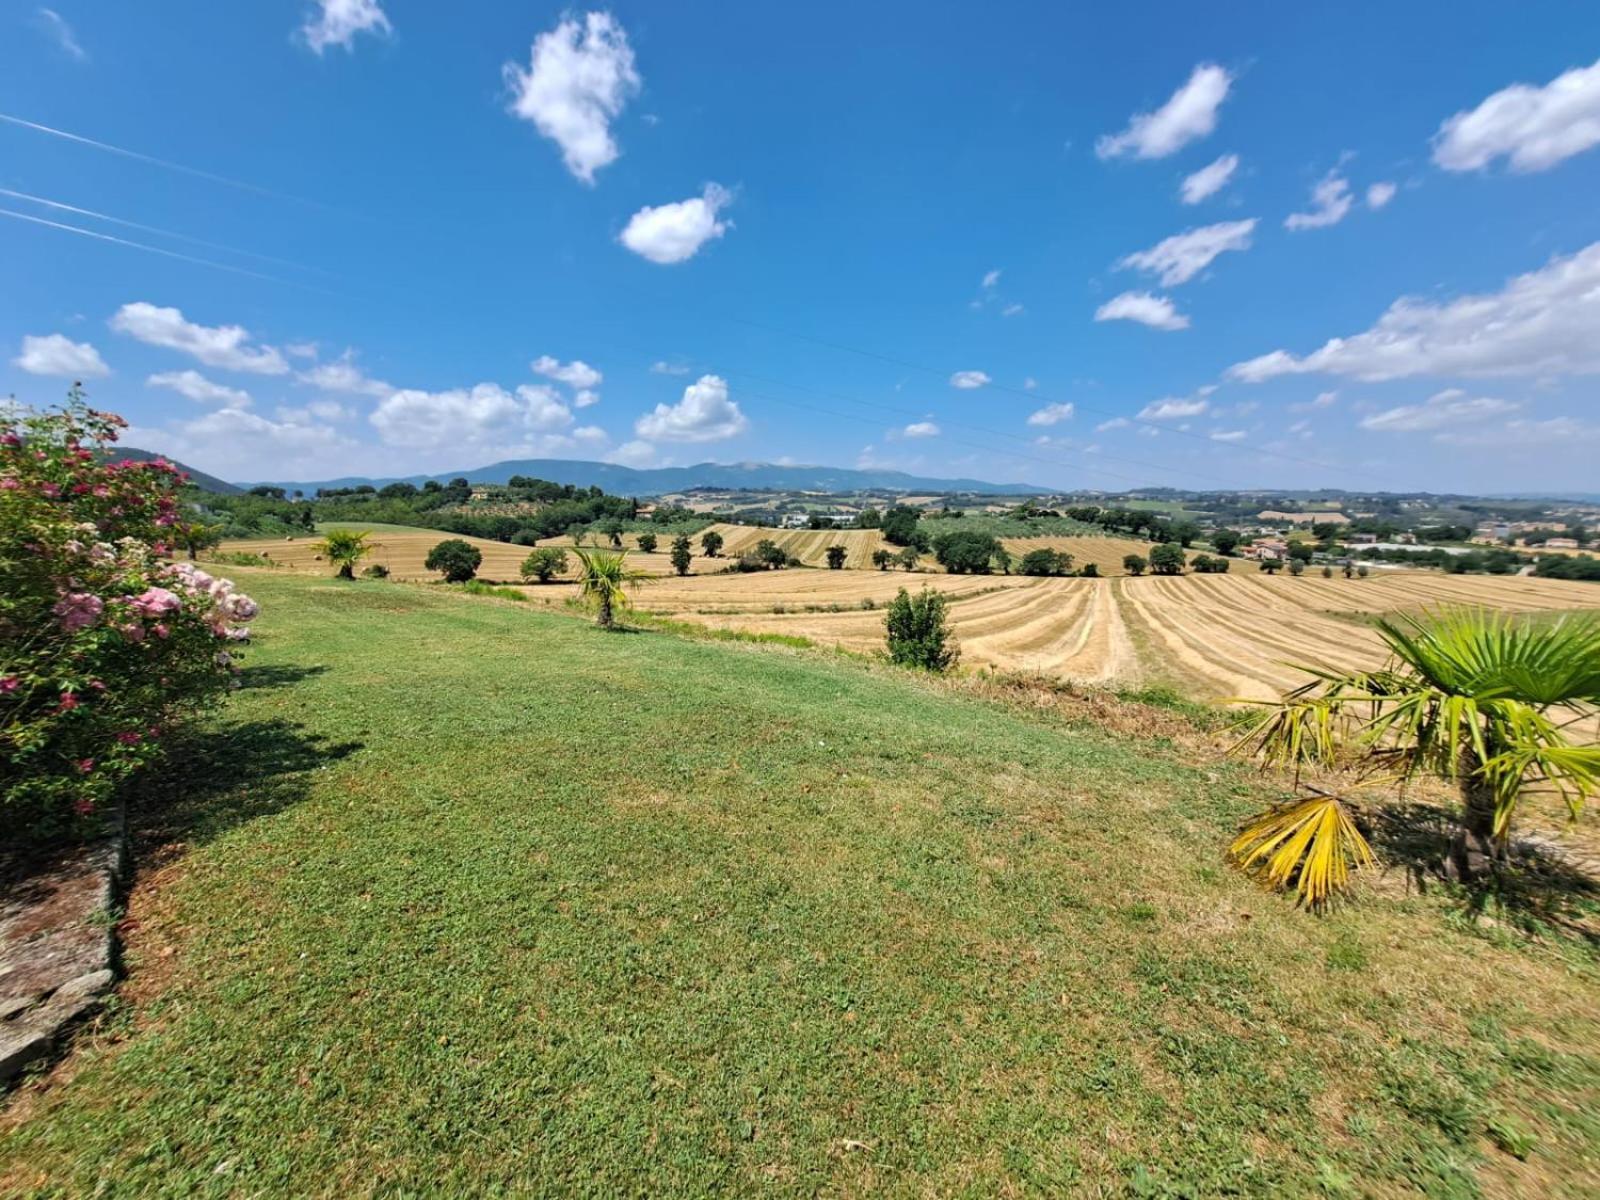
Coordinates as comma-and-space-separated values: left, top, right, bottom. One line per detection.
3, 572, 1598, 1196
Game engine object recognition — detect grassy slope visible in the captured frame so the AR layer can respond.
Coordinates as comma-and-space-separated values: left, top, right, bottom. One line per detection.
3, 572, 1598, 1197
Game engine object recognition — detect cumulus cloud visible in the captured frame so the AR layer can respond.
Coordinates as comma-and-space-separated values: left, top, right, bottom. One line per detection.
531, 355, 602, 390
110, 302, 287, 375
1094, 291, 1189, 331
1179, 153, 1238, 204
1284, 171, 1354, 231
1096, 417, 1131, 432
1228, 240, 1600, 382
650, 360, 689, 375
1209, 429, 1248, 442
1436, 416, 1600, 448
634, 374, 747, 442
949, 370, 991, 389
371, 382, 574, 452
1366, 181, 1397, 210
13, 333, 108, 378
504, 11, 640, 184
1432, 57, 1600, 173
619, 184, 733, 264
607, 439, 658, 467
147, 369, 251, 408
300, 0, 391, 54
1359, 389, 1519, 432
899, 421, 941, 438
1026, 402, 1074, 427
1097, 63, 1233, 160
1139, 396, 1209, 420
128, 406, 357, 482
297, 354, 391, 397
1118, 219, 1256, 286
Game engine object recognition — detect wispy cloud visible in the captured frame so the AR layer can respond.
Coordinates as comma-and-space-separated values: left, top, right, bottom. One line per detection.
34, 8, 86, 61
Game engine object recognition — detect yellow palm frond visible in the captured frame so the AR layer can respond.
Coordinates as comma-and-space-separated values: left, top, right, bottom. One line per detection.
1229, 791, 1376, 909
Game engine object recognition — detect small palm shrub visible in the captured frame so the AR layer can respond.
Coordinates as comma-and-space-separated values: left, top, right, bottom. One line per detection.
317, 528, 372, 579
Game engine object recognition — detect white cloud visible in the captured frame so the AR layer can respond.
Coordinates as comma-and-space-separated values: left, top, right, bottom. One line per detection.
619, 184, 733, 264
300, 0, 391, 54
128, 407, 357, 482
1285, 172, 1354, 231
981, 269, 1001, 290
1097, 63, 1233, 160
14, 333, 108, 378
1096, 417, 1130, 432
110, 302, 287, 375
899, 421, 941, 438
634, 374, 747, 442
607, 439, 658, 467
531, 355, 602, 390
35, 8, 86, 61
1366, 181, 1397, 210
1118, 219, 1256, 286
1026, 402, 1074, 427
297, 354, 390, 397
1209, 429, 1247, 442
949, 370, 991, 389
1432, 58, 1600, 173
1359, 389, 1519, 432
1228, 240, 1600, 382
1023, 377, 1039, 390
1179, 153, 1238, 204
1290, 390, 1339, 412
1001, 303, 1025, 318
1436, 416, 1600, 448
283, 341, 319, 360
573, 389, 600, 408
147, 369, 251, 408
1139, 396, 1209, 420
504, 12, 640, 184
371, 382, 574, 451
1094, 291, 1189, 331
650, 360, 689, 375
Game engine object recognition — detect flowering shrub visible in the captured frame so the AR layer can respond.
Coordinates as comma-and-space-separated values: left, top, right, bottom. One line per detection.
1, 394, 258, 841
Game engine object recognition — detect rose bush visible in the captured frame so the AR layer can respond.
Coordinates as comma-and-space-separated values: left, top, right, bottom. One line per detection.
1, 394, 258, 841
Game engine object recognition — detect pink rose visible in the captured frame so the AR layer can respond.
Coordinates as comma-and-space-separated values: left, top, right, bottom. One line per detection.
131, 587, 182, 617
73, 798, 95, 816
52, 591, 104, 632
0, 675, 18, 693
58, 692, 79, 711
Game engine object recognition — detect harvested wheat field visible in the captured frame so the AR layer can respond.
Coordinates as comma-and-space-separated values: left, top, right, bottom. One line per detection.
215, 529, 682, 582
644, 568, 1600, 701
999, 534, 1167, 576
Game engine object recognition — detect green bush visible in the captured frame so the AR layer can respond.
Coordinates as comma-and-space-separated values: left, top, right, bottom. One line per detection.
1079, 562, 1100, 578
1122, 554, 1147, 576
362, 563, 391, 579
1148, 542, 1186, 575
825, 545, 847, 569
871, 548, 893, 571
1019, 547, 1073, 576
425, 539, 483, 582
635, 532, 658, 554
932, 530, 1005, 574
520, 546, 569, 583
700, 530, 724, 557
670, 534, 693, 577
885, 587, 959, 672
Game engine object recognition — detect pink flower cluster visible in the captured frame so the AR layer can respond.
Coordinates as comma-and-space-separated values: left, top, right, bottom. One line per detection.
52, 591, 105, 632
165, 562, 258, 640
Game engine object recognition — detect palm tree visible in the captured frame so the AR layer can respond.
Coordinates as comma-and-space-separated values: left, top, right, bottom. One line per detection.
1234, 607, 1600, 902
316, 529, 373, 579
572, 546, 647, 629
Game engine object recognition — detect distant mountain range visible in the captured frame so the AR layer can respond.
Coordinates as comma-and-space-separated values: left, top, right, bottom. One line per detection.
240, 458, 1047, 497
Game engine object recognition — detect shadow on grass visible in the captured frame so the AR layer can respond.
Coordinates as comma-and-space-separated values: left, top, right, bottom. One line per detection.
1370, 802, 1600, 944
129, 718, 361, 857
236, 663, 330, 691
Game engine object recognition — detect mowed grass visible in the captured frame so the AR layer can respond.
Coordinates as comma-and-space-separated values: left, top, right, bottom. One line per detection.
3, 571, 1600, 1196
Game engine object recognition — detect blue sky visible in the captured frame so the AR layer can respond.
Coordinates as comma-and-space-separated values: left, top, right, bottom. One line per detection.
4, 1, 1600, 492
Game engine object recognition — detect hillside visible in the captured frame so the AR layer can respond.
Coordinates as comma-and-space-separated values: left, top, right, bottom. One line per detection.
243, 458, 1045, 497
5, 570, 1597, 1196
109, 447, 241, 495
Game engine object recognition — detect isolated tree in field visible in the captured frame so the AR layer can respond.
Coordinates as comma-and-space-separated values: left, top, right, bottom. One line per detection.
670, 534, 693, 576
426, 538, 483, 582
872, 548, 893, 571
572, 546, 646, 629
1020, 548, 1073, 576
933, 530, 1004, 574
635, 532, 658, 554
1148, 542, 1186, 575
1357, 564, 1369, 578
1211, 529, 1241, 556
317, 529, 373, 579
1235, 609, 1600, 900
1122, 554, 1147, 576
826, 545, 847, 570
897, 546, 920, 571
1321, 565, 1333, 578
1343, 562, 1356, 579
700, 530, 724, 557
1079, 561, 1100, 578
520, 546, 568, 583
1289, 560, 1306, 576
756, 539, 788, 569
885, 587, 959, 672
